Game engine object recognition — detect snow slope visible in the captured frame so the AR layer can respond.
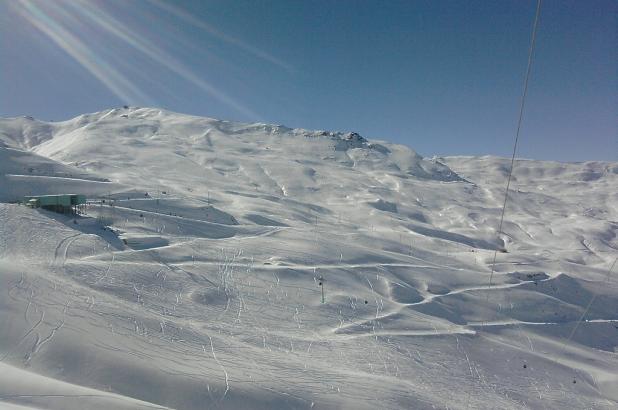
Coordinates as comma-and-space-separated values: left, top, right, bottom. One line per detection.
1, 107, 617, 409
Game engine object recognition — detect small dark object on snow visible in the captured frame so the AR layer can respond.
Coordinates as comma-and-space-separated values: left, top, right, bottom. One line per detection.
140, 213, 144, 217
123, 105, 129, 109
573, 380, 576, 384
364, 300, 368, 304
319, 282, 322, 286
523, 364, 527, 369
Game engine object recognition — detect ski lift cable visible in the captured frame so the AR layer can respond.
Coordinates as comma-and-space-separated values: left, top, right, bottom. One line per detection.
483, 0, 542, 367
488, 0, 542, 291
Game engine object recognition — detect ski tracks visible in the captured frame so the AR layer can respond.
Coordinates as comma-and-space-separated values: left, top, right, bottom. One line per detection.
203, 335, 230, 405
23, 301, 69, 365
52, 233, 83, 269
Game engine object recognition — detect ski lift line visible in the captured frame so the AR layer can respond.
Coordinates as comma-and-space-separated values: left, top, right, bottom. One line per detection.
482, 0, 542, 374
488, 0, 542, 291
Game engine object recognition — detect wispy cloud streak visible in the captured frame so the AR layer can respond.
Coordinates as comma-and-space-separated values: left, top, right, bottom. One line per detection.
13, 0, 153, 105
11, 0, 261, 120
148, 0, 293, 73
67, 0, 260, 120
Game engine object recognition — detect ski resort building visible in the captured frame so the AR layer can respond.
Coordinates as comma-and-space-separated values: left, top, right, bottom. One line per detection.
24, 194, 86, 214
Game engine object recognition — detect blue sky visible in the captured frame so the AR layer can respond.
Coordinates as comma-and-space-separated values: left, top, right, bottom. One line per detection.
1, 0, 615, 161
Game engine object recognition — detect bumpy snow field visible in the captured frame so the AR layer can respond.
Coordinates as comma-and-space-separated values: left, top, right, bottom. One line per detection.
0, 107, 616, 410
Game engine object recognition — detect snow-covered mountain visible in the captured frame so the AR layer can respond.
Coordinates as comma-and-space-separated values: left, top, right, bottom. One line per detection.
1, 107, 616, 410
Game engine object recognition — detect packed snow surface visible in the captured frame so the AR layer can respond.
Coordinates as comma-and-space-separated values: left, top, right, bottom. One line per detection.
1, 107, 617, 409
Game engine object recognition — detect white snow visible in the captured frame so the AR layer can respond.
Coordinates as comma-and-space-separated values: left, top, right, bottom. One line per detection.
1, 107, 616, 409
